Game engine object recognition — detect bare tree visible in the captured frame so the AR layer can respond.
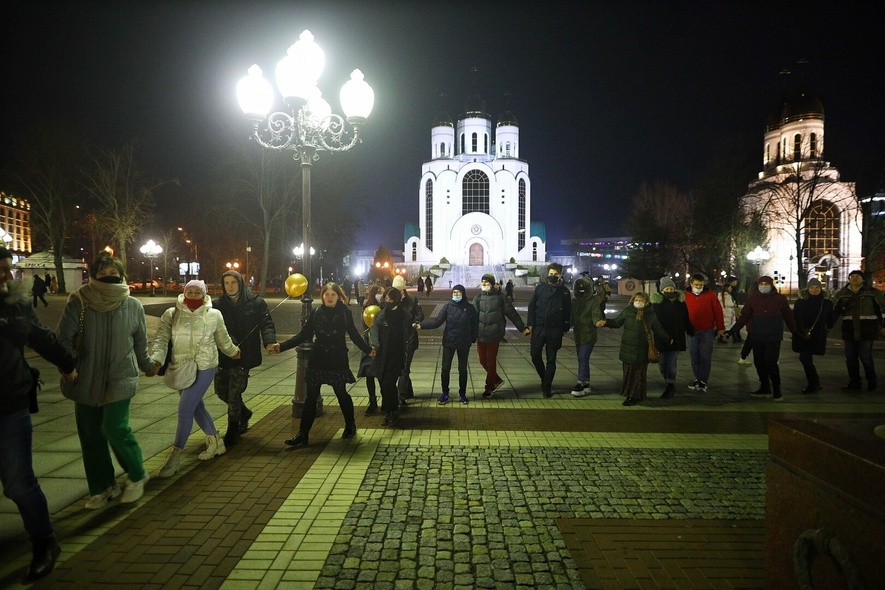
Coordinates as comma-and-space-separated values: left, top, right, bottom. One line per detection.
153, 229, 181, 294
83, 142, 175, 272
5, 121, 87, 294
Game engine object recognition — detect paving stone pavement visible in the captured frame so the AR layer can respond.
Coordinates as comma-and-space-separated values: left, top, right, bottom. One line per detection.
1, 289, 884, 589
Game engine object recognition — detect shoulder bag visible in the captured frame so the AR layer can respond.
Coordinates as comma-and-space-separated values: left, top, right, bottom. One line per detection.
71, 293, 86, 351
163, 309, 200, 391
643, 318, 661, 364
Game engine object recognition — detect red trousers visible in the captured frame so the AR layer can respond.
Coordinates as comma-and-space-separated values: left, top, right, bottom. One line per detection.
476, 341, 501, 390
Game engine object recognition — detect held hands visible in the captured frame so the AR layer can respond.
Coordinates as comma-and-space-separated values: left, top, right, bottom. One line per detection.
595, 320, 606, 328
412, 323, 421, 330
231, 347, 242, 360
369, 347, 377, 358
267, 343, 281, 355
144, 362, 161, 377
717, 329, 727, 338
522, 327, 531, 336
61, 368, 78, 382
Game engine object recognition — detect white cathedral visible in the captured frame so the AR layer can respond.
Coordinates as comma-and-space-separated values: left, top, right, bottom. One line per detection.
403, 91, 546, 268
742, 89, 861, 292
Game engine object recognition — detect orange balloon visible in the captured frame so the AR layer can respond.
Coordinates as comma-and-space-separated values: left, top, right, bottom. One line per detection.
362, 304, 381, 328
285, 273, 308, 298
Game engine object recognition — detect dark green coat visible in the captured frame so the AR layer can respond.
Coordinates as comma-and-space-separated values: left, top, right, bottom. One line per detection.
603, 305, 669, 364
571, 279, 604, 345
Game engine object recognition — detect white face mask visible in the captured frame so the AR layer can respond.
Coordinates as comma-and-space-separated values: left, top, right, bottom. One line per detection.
758, 285, 772, 294
633, 301, 646, 309
481, 285, 491, 292
452, 295, 462, 302
375, 293, 383, 303
691, 287, 703, 295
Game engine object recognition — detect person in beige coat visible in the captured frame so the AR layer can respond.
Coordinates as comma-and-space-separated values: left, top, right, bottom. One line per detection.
148, 280, 240, 477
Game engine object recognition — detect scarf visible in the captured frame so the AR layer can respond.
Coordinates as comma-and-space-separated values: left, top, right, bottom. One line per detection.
72, 279, 130, 312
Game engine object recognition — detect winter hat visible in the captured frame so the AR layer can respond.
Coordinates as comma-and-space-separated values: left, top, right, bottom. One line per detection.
757, 275, 774, 285
185, 279, 207, 297
806, 278, 822, 289
392, 275, 406, 290
481, 273, 496, 284
849, 270, 864, 279
659, 277, 676, 291
453, 284, 467, 300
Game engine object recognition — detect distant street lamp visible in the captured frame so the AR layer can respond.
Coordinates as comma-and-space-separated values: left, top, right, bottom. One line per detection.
747, 246, 770, 274
238, 29, 374, 417
140, 239, 163, 297
226, 261, 240, 271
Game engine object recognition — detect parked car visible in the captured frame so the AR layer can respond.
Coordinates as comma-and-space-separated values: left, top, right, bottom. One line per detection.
127, 279, 162, 292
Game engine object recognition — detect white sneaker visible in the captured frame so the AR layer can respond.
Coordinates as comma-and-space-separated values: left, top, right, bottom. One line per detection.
687, 380, 700, 390
571, 383, 590, 397
85, 483, 122, 510
738, 357, 752, 366
120, 474, 149, 504
199, 434, 227, 460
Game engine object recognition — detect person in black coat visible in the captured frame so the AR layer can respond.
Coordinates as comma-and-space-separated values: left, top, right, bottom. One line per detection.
416, 284, 479, 405
31, 274, 48, 307
0, 247, 78, 579
276, 283, 373, 447
527, 263, 572, 397
369, 287, 412, 427
213, 270, 278, 446
792, 278, 835, 393
651, 277, 694, 399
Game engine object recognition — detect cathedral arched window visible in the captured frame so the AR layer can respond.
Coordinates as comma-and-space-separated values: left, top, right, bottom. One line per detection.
764, 143, 770, 165
425, 179, 433, 251
484, 134, 488, 153
532, 242, 538, 261
518, 179, 526, 251
460, 134, 465, 155
411, 242, 417, 261
794, 134, 802, 161
462, 170, 489, 215
810, 133, 818, 158
803, 200, 840, 260
471, 132, 478, 153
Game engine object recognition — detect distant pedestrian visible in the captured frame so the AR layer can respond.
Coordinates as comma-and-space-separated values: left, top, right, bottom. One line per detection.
416, 284, 479, 405
717, 282, 737, 343
355, 278, 365, 307
473, 274, 529, 397
527, 263, 572, 397
425, 276, 433, 296
416, 276, 424, 296
832, 270, 883, 391
569, 277, 603, 397
595, 276, 611, 312
277, 283, 373, 447
597, 292, 670, 406
792, 278, 835, 393
341, 275, 353, 303
49, 276, 58, 294
651, 277, 693, 399
727, 276, 797, 401
31, 274, 48, 308
505, 279, 514, 303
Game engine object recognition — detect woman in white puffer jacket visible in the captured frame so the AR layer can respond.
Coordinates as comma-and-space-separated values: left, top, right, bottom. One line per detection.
148, 280, 240, 477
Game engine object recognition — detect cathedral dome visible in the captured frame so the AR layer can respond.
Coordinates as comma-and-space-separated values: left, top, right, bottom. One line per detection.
780, 92, 824, 124
433, 110, 453, 128
460, 93, 489, 119
497, 108, 518, 127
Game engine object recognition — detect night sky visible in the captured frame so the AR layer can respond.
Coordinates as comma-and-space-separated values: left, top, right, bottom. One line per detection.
2, 0, 884, 254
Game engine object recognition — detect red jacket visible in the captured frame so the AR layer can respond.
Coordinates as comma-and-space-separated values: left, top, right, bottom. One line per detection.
684, 287, 725, 331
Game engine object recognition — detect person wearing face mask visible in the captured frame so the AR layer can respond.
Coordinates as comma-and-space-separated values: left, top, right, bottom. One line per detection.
596, 292, 670, 406
369, 287, 413, 426
527, 263, 572, 397
357, 284, 386, 415
832, 270, 884, 391
391, 275, 424, 406
1, 247, 77, 580
416, 284, 479, 404
472, 274, 529, 397
726, 276, 797, 401
148, 280, 241, 476
792, 278, 835, 393
57, 253, 156, 510
683, 273, 726, 393
569, 276, 604, 397
650, 277, 694, 399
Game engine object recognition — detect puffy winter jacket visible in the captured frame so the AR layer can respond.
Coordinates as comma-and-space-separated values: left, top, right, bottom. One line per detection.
150, 295, 239, 370
602, 301, 669, 364
731, 290, 796, 342
650, 291, 693, 352
213, 272, 277, 370
472, 288, 526, 343
832, 285, 883, 341
570, 278, 604, 345
420, 300, 479, 349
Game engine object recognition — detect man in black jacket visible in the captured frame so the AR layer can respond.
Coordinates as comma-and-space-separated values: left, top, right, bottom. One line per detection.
391, 275, 424, 404
0, 247, 78, 579
214, 270, 278, 446
527, 263, 572, 397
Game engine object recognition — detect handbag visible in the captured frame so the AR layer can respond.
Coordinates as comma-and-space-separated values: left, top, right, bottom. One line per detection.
791, 300, 825, 353
643, 318, 661, 363
71, 293, 86, 350
163, 359, 198, 390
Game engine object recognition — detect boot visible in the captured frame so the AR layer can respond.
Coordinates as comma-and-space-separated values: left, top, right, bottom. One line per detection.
660, 383, 675, 399
154, 446, 183, 479
365, 398, 378, 416
285, 431, 309, 447
27, 535, 61, 580
223, 418, 240, 447
198, 435, 226, 460
342, 422, 357, 439
315, 397, 324, 417
239, 407, 253, 434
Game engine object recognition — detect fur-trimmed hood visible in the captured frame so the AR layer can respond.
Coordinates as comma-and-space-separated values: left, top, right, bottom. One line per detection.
651, 290, 685, 304
797, 287, 830, 300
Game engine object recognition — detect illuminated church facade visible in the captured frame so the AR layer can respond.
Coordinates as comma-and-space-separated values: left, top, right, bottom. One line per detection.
404, 91, 546, 267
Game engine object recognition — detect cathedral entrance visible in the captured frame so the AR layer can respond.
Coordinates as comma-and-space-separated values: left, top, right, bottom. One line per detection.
469, 243, 484, 266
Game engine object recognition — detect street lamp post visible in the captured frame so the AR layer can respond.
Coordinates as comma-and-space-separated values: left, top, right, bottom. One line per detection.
139, 239, 163, 297
747, 246, 770, 278
238, 30, 374, 417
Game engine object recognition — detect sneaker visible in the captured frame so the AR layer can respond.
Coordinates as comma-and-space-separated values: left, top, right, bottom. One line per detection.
482, 389, 493, 398
697, 381, 707, 393
120, 474, 149, 504
381, 414, 390, 426
750, 388, 771, 398
687, 380, 700, 390
365, 402, 378, 416
387, 412, 401, 427
738, 357, 752, 366
459, 394, 469, 405
542, 385, 553, 398
438, 392, 449, 405
772, 393, 784, 402
492, 378, 505, 392
85, 484, 122, 510
571, 383, 590, 398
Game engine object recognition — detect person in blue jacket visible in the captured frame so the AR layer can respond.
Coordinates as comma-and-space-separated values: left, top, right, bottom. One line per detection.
415, 284, 478, 405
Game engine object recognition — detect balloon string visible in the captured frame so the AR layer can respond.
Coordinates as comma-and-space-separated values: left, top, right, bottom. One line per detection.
237, 295, 293, 344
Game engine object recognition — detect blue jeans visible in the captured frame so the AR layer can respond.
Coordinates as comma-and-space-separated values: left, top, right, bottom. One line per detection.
174, 368, 218, 448
688, 329, 715, 383
576, 342, 595, 382
658, 351, 679, 383
0, 409, 54, 542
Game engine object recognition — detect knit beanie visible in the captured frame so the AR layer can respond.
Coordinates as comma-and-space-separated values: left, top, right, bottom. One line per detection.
806, 278, 822, 289
185, 279, 207, 297
757, 275, 774, 285
481, 273, 496, 284
392, 275, 406, 290
453, 284, 467, 301
659, 277, 676, 291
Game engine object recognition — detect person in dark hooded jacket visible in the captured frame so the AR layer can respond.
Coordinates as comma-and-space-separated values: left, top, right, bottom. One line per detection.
569, 277, 603, 396
417, 284, 478, 405
213, 270, 277, 446
527, 263, 572, 397
473, 273, 529, 397
792, 278, 835, 393
369, 287, 412, 427
651, 277, 694, 399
